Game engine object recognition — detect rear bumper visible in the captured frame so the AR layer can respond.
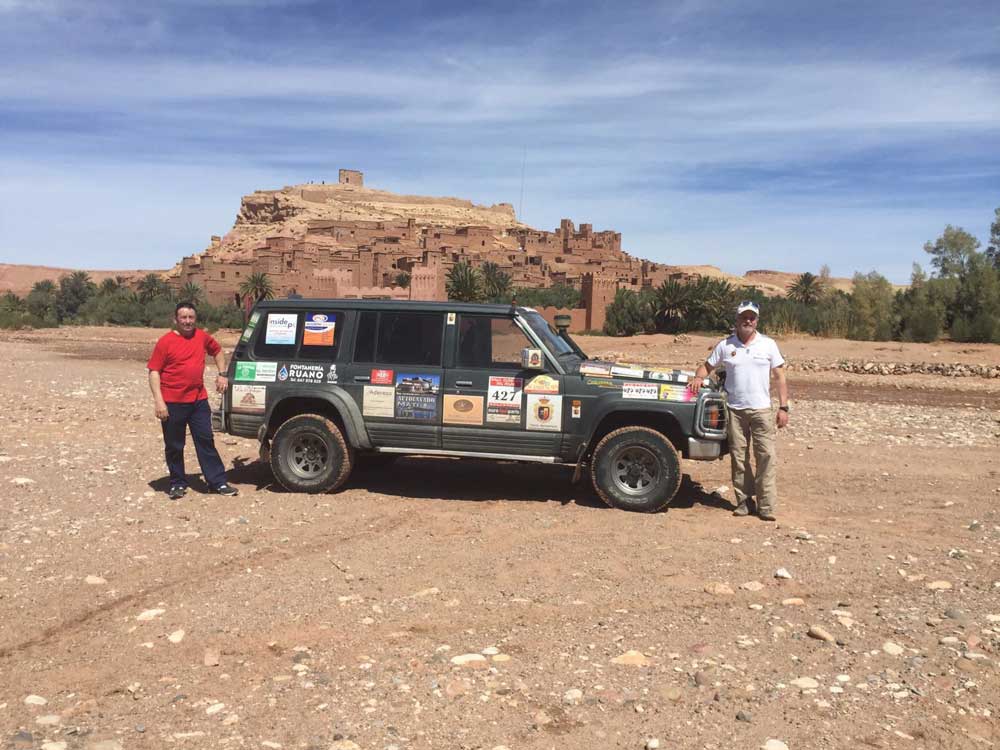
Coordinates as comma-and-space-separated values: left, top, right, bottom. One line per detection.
688, 436, 723, 460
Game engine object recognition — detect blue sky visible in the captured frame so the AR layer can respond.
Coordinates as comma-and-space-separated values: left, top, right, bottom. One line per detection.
1, 0, 998, 282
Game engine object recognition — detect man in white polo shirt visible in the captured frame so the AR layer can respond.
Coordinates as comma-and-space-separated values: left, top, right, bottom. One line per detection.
689, 301, 789, 521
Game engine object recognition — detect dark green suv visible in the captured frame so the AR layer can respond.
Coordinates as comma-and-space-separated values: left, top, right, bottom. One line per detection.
216, 299, 727, 512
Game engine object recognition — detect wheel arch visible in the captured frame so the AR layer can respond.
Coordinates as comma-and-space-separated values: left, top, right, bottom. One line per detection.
585, 407, 686, 458
265, 388, 371, 450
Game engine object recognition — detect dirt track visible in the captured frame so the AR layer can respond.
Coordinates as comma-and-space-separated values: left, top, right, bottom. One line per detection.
1, 328, 998, 750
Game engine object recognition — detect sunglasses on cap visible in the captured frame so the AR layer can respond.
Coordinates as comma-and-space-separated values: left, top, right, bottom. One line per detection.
736, 300, 760, 316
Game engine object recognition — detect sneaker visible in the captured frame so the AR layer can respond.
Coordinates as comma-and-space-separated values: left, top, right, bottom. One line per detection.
168, 485, 187, 500
213, 483, 239, 496
732, 502, 751, 516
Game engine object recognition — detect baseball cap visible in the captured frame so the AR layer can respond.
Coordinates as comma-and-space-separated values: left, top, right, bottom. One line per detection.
736, 300, 760, 316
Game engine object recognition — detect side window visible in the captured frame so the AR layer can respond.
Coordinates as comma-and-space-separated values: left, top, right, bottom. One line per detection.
298, 311, 341, 361
354, 311, 377, 363
376, 312, 443, 366
458, 315, 533, 369
254, 311, 299, 360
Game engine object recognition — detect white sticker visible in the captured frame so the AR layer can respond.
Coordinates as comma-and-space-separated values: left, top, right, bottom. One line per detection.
487, 376, 523, 424
622, 382, 659, 400
611, 365, 645, 379
447, 312, 456, 325
526, 394, 562, 432
231, 384, 266, 413
362, 385, 395, 417
265, 313, 298, 345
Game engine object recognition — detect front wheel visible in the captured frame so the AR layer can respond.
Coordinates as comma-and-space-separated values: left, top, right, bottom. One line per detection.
590, 427, 681, 512
270, 414, 353, 493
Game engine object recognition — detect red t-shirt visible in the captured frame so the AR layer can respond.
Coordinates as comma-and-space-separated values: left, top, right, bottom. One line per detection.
147, 329, 222, 403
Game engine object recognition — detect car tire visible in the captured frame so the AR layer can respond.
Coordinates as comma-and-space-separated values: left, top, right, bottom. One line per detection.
269, 414, 353, 494
590, 426, 681, 512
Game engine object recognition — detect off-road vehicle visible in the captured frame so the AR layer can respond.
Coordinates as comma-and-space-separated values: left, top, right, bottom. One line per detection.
215, 299, 727, 512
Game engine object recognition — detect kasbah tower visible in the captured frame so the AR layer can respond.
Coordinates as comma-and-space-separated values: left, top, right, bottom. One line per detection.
166, 169, 685, 332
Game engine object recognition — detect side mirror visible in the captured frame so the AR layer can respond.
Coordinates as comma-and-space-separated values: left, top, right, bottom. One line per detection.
521, 348, 545, 370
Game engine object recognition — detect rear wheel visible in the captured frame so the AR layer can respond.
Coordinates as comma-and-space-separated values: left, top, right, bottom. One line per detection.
590, 426, 681, 512
270, 414, 353, 493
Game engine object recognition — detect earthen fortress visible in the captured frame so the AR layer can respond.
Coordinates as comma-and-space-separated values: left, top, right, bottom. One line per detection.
168, 170, 686, 331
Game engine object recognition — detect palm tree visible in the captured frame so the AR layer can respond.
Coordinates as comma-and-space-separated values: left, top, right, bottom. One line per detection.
1, 291, 24, 312
393, 271, 411, 289
446, 262, 484, 302
481, 261, 512, 301
787, 272, 825, 305
137, 273, 170, 302
654, 279, 692, 332
238, 271, 275, 304
31, 279, 56, 295
99, 277, 122, 296
180, 282, 204, 304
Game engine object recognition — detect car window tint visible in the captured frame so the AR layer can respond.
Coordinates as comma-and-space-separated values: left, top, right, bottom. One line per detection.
297, 311, 341, 360
458, 315, 531, 368
253, 311, 300, 360
376, 312, 443, 366
354, 311, 377, 363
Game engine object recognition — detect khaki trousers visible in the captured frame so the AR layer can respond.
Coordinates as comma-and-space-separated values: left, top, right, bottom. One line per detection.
727, 407, 778, 513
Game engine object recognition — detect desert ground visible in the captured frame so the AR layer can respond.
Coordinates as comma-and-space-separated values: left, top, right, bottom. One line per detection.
1, 326, 998, 750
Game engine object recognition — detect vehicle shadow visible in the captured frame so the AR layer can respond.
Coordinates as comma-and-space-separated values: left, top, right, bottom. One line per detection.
210, 455, 732, 513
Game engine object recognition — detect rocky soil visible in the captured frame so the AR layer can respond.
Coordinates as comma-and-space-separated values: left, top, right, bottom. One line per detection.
0, 327, 998, 750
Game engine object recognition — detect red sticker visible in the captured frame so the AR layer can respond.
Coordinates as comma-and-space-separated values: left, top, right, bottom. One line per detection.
371, 369, 394, 385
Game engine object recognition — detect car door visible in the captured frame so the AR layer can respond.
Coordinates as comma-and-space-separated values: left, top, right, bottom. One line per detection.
343, 309, 444, 450
441, 313, 562, 456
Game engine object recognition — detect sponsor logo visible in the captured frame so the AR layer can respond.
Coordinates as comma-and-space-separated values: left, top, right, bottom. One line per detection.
571, 400, 581, 419
277, 365, 289, 382
395, 373, 440, 421
240, 311, 260, 343
579, 361, 613, 376
362, 385, 395, 417
622, 382, 659, 400
659, 384, 695, 402
303, 312, 336, 346
234, 361, 277, 382
526, 394, 562, 431
282, 363, 325, 384
371, 368, 394, 385
611, 365, 645, 379
326, 365, 338, 383
231, 384, 266, 413
443, 394, 484, 425
524, 374, 559, 394
265, 313, 297, 345
584, 377, 618, 389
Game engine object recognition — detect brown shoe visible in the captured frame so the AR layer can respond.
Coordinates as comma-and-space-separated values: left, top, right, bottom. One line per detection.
732, 502, 751, 516
758, 510, 776, 522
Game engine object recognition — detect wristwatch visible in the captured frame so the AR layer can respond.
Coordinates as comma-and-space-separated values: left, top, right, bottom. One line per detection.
779, 405, 790, 413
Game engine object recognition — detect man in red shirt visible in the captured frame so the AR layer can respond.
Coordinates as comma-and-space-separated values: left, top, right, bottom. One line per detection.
148, 302, 238, 499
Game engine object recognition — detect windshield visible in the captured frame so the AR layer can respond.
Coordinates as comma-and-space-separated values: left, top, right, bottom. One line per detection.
520, 311, 584, 359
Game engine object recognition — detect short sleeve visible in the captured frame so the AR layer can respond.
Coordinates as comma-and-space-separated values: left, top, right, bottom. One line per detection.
203, 332, 222, 356
770, 340, 786, 368
147, 337, 167, 372
706, 340, 726, 368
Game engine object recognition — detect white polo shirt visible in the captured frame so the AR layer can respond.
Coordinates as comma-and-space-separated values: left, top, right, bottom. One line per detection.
707, 332, 785, 410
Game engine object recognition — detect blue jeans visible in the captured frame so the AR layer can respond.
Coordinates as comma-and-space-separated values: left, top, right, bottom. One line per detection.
161, 399, 228, 489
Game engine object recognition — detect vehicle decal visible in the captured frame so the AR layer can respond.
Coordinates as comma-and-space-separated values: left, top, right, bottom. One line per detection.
524, 374, 559, 394
579, 361, 613, 376
584, 377, 618, 389
610, 365, 645, 379
487, 376, 523, 424
659, 384, 696, 402
647, 369, 692, 383
231, 384, 266, 413
371, 368, 394, 385
443, 395, 484, 425
395, 373, 440, 421
362, 385, 395, 417
239, 311, 260, 343
571, 400, 581, 418
303, 312, 336, 346
447, 312, 456, 325
326, 365, 338, 383
622, 382, 659, 399
265, 313, 297, 345
234, 361, 277, 382
522, 348, 544, 369
526, 394, 562, 431
278, 362, 325, 384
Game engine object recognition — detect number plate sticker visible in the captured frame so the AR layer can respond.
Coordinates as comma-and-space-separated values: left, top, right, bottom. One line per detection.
487, 376, 523, 424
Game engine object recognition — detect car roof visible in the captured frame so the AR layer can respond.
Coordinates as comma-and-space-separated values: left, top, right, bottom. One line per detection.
254, 298, 537, 316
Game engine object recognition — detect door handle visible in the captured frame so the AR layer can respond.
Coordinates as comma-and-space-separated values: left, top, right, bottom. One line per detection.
354, 375, 371, 382
455, 380, 473, 387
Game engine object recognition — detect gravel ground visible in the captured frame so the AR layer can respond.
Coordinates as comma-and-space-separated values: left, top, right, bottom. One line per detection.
0, 328, 998, 750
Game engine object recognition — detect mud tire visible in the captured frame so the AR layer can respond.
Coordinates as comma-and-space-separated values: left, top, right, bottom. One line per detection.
590, 426, 681, 512
270, 414, 353, 494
